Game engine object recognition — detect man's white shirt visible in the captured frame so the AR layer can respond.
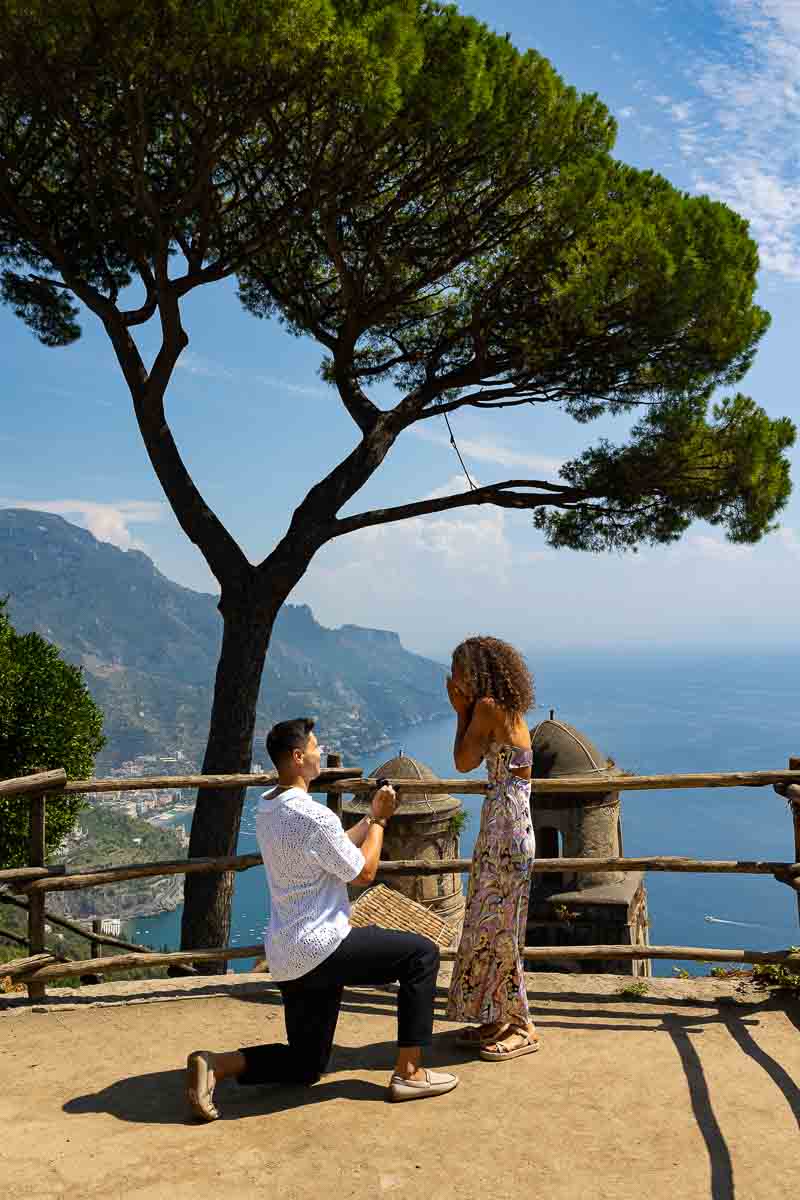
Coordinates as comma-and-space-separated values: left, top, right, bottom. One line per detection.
255, 785, 365, 981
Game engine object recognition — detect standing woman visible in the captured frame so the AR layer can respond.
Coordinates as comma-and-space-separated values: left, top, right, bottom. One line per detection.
446, 636, 539, 1060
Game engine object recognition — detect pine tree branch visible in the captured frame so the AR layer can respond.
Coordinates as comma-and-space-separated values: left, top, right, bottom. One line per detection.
333, 479, 587, 535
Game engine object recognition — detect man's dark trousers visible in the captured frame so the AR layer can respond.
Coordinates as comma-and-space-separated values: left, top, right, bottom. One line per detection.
238, 925, 440, 1086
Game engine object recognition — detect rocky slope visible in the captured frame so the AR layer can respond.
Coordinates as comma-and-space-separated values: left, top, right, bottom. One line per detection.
46, 874, 184, 924
0, 508, 448, 767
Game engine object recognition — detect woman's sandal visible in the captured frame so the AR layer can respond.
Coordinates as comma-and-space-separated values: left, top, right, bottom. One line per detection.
479, 1028, 541, 1061
186, 1050, 220, 1122
453, 1022, 509, 1048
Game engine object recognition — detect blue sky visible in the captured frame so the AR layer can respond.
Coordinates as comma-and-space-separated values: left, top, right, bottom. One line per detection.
2, 0, 800, 659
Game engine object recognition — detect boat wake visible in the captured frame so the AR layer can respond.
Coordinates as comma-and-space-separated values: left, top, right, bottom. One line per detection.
703, 915, 773, 930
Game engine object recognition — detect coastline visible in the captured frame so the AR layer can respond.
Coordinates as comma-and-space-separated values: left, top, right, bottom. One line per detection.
102, 645, 800, 980
125, 709, 453, 828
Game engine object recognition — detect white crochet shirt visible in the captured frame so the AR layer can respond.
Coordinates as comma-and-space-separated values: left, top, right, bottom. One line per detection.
255, 785, 365, 982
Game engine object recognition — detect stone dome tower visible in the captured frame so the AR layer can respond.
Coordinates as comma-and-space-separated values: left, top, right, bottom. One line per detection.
528, 717, 650, 976
342, 751, 465, 928
531, 717, 624, 889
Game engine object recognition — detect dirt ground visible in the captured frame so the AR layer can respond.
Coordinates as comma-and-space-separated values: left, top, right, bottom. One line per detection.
1, 971, 798, 1200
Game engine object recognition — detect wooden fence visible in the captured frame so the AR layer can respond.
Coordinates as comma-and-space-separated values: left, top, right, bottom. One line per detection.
2, 756, 800, 1000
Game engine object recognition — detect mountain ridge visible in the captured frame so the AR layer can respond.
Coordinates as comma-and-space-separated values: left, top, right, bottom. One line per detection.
0, 508, 448, 768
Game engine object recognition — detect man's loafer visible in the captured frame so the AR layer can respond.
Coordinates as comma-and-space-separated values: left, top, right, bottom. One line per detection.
388, 1068, 459, 1102
186, 1050, 220, 1122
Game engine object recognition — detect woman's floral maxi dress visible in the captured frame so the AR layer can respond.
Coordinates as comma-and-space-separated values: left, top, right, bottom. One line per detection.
446, 743, 535, 1027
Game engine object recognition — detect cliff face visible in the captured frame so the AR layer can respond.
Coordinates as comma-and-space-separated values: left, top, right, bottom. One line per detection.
47, 874, 184, 923
0, 508, 447, 767
47, 805, 188, 924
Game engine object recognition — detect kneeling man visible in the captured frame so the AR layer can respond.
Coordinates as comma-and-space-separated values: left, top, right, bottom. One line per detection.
186, 718, 458, 1119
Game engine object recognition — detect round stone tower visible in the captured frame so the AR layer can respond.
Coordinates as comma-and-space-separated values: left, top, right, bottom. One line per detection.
528, 717, 650, 976
531, 717, 624, 888
341, 752, 465, 927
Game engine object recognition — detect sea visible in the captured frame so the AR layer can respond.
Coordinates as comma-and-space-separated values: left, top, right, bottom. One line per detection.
130, 648, 800, 977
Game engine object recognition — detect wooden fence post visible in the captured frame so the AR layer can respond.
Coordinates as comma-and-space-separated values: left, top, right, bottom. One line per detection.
26, 794, 46, 1002
789, 757, 800, 928
90, 918, 103, 961
79, 917, 105, 985
325, 753, 343, 816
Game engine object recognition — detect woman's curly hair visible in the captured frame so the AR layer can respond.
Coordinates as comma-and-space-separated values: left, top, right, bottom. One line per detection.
452, 636, 534, 717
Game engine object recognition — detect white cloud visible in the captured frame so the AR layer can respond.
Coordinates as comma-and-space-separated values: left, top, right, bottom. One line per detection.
297, 503, 800, 656
176, 351, 326, 397
296, 474, 556, 643
655, 1, 800, 279
681, 533, 753, 562
0, 499, 165, 551
773, 525, 800, 557
255, 375, 327, 399
618, 106, 636, 119
675, 523, 800, 563
352, 474, 514, 580
409, 425, 563, 478
175, 352, 234, 380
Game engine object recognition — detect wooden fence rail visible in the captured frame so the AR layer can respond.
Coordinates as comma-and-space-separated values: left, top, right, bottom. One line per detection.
12, 853, 800, 891
0, 927, 29, 948
3, 760, 800, 1002
0, 865, 66, 884
5, 854, 798, 895
5, 941, 800, 985
0, 891, 167, 957
0, 769, 66, 797
60, 767, 357, 795
329, 770, 800, 795
3, 767, 799, 798
8, 852, 263, 892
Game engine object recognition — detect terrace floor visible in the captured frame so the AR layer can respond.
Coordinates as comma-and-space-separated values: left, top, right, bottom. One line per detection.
1, 970, 798, 1200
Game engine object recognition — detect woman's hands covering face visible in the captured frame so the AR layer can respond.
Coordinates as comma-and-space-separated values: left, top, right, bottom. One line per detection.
447, 674, 472, 715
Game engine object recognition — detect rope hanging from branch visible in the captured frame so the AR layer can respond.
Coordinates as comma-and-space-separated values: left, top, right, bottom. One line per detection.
442, 411, 476, 491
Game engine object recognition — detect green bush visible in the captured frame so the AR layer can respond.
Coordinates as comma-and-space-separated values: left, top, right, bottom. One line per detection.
752, 950, 800, 997
448, 810, 469, 839
0, 600, 104, 867
617, 980, 649, 999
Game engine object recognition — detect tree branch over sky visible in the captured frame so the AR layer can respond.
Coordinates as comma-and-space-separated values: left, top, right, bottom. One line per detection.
0, 0, 794, 958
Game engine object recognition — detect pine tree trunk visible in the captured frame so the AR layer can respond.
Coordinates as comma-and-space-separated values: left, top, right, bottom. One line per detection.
179, 598, 273, 968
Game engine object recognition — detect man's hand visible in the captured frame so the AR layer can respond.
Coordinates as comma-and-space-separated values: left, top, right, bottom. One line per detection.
352, 785, 397, 886
370, 784, 397, 822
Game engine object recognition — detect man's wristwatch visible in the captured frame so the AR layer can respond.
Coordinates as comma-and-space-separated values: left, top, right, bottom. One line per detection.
366, 814, 389, 829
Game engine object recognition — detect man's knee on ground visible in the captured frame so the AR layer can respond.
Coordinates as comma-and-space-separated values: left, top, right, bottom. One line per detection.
293, 1068, 323, 1087
291, 1047, 330, 1087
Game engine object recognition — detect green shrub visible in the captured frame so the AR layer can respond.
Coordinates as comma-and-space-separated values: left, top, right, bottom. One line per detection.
448, 810, 469, 839
0, 600, 104, 867
617, 980, 649, 999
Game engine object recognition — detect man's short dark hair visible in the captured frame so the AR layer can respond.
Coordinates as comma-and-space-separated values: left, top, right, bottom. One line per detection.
266, 718, 315, 768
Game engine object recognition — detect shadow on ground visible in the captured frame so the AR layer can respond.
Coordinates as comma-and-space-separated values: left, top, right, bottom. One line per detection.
47, 977, 800, 1200
62, 1028, 473, 1126
64, 1070, 387, 1126
534, 993, 800, 1200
